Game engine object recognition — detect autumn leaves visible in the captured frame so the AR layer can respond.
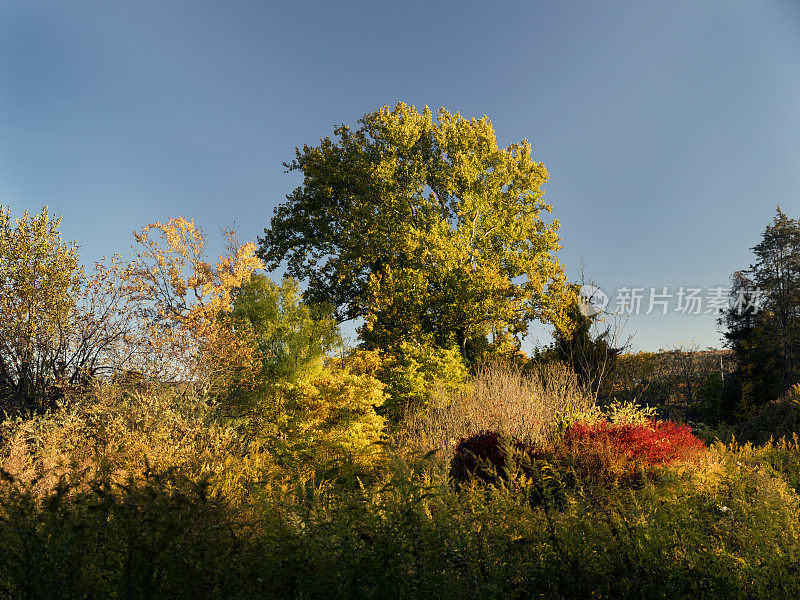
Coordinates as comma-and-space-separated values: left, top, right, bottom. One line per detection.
0, 209, 264, 411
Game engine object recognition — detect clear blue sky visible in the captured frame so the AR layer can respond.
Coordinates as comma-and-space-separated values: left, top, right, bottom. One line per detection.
2, 1, 799, 352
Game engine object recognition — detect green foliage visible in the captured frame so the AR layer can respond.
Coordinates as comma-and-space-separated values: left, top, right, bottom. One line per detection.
0, 467, 270, 600
231, 274, 340, 386
5, 369, 800, 598
377, 341, 468, 420
722, 208, 800, 414
225, 276, 384, 463
259, 102, 573, 360
4, 419, 800, 598
6, 198, 800, 597
225, 273, 340, 420
734, 384, 800, 445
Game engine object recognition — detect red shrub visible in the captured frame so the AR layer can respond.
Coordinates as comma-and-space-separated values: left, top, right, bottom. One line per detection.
563, 420, 706, 468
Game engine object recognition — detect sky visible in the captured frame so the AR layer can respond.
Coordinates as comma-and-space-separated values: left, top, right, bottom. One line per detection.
1, 1, 799, 353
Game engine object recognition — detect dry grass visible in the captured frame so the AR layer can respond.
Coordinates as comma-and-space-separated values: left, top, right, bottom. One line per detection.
395, 361, 595, 462
0, 384, 275, 503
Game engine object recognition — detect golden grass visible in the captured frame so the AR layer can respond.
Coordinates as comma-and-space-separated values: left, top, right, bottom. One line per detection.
394, 361, 594, 462
0, 384, 275, 504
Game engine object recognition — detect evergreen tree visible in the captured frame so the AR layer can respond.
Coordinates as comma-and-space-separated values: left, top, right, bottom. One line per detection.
537, 294, 622, 401
721, 208, 800, 413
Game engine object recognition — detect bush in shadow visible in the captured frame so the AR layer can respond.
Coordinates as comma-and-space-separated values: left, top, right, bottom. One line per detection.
735, 386, 800, 445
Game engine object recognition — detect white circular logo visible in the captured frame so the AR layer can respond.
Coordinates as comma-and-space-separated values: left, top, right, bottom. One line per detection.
578, 284, 609, 317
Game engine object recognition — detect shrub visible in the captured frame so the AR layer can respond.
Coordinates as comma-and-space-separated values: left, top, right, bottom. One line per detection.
377, 341, 468, 421
397, 361, 593, 464
277, 352, 386, 466
448, 431, 570, 511
449, 431, 525, 485
562, 419, 706, 486
735, 385, 800, 445
565, 420, 706, 466
0, 383, 275, 505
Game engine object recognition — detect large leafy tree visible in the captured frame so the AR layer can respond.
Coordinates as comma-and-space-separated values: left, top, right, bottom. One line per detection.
259, 103, 572, 359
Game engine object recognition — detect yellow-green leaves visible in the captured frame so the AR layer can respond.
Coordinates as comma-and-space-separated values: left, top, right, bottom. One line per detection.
0, 206, 81, 409
260, 103, 571, 359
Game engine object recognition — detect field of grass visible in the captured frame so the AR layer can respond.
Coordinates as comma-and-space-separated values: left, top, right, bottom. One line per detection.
2, 364, 800, 599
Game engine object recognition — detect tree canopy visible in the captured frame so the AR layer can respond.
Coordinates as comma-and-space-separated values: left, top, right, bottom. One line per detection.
0, 206, 82, 409
230, 274, 340, 386
127, 217, 263, 393
721, 207, 800, 414
259, 103, 572, 359
0, 206, 138, 411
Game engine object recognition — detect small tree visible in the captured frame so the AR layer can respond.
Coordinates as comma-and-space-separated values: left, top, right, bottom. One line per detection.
126, 217, 263, 395
0, 206, 138, 411
535, 282, 625, 402
0, 206, 82, 410
227, 275, 385, 462
225, 274, 341, 419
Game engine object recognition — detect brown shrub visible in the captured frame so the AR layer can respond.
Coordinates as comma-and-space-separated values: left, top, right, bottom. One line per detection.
396, 361, 593, 463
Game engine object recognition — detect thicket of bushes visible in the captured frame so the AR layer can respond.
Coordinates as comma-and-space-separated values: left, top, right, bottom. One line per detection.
4, 204, 800, 598
3, 366, 800, 599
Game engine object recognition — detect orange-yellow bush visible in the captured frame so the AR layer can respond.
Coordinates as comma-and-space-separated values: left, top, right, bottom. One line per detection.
126, 217, 263, 395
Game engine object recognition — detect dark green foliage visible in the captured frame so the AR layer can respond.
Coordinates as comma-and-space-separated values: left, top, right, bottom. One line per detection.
735, 393, 800, 445
721, 208, 800, 415
0, 468, 272, 600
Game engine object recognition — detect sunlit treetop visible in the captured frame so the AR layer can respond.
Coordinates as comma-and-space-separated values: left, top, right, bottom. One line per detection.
259, 103, 574, 359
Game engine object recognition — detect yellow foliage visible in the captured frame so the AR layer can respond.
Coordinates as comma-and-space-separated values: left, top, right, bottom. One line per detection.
278, 351, 386, 464
262, 102, 572, 358
126, 217, 264, 395
0, 206, 136, 409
